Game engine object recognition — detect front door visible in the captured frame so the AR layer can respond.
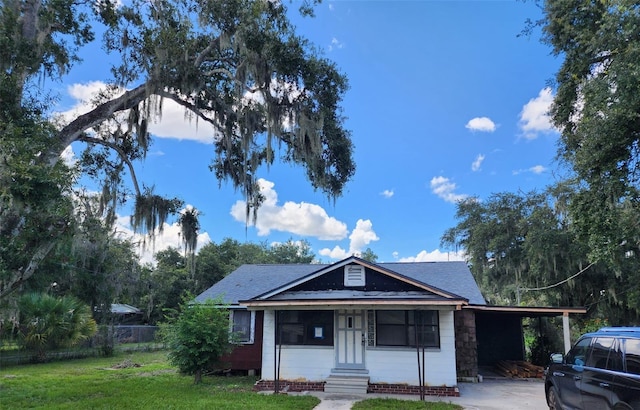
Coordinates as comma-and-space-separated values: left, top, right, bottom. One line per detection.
335, 309, 365, 369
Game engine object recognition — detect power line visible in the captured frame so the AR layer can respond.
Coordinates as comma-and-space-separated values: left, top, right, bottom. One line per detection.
521, 262, 595, 292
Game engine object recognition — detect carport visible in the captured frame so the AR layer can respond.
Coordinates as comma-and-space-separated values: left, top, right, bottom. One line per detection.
468, 305, 587, 367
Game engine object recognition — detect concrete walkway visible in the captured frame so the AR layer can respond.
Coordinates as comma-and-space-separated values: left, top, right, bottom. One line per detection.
291, 379, 548, 410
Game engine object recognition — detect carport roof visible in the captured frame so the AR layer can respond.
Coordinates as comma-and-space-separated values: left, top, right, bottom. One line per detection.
467, 304, 587, 317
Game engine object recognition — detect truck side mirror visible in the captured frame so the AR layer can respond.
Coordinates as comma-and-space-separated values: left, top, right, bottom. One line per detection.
550, 353, 563, 364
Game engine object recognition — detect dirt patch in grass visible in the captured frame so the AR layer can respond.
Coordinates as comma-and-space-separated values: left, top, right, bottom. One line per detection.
111, 358, 141, 369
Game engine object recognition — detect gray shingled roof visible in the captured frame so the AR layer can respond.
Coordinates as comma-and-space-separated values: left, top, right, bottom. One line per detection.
194, 261, 486, 306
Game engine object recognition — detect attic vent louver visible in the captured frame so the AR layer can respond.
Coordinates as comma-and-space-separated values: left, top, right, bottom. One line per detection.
344, 265, 365, 287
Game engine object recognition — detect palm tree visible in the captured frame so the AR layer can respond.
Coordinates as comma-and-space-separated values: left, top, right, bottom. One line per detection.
17, 293, 97, 361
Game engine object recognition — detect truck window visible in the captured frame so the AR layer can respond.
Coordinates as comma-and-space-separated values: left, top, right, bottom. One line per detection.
566, 337, 592, 366
586, 337, 614, 369
624, 339, 640, 375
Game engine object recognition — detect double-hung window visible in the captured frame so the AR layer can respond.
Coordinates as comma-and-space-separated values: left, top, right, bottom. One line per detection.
231, 310, 254, 344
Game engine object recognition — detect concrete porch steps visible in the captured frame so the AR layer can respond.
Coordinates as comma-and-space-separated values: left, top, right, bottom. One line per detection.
324, 374, 370, 395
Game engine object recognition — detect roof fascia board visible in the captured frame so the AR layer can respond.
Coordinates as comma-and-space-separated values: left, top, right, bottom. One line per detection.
466, 304, 587, 315
240, 299, 467, 308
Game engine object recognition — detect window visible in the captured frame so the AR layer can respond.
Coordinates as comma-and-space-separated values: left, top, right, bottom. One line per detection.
276, 310, 333, 346
566, 337, 592, 366
624, 338, 640, 375
586, 337, 614, 369
231, 310, 253, 343
375, 310, 439, 348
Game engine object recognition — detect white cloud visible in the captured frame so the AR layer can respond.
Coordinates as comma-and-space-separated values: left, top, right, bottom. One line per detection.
114, 210, 211, 266
465, 117, 496, 132
319, 219, 380, 260
348, 219, 379, 252
380, 189, 394, 198
57, 81, 220, 144
513, 165, 547, 175
430, 176, 468, 203
471, 154, 485, 172
328, 37, 344, 52
60, 145, 76, 167
530, 165, 546, 174
398, 249, 467, 262
230, 179, 348, 240
519, 87, 557, 139
319, 245, 349, 260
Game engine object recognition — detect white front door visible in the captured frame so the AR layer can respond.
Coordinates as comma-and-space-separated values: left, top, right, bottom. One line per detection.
335, 309, 365, 369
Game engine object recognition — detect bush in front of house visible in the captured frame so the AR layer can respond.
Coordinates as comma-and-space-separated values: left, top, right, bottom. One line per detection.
161, 296, 233, 383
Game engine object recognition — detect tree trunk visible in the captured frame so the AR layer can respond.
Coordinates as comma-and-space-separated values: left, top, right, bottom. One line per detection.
0, 239, 57, 299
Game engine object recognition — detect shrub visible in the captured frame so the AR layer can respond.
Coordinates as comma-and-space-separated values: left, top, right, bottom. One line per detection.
161, 297, 233, 383
15, 293, 97, 361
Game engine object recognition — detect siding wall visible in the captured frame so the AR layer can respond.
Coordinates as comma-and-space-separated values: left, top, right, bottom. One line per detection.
261, 309, 457, 386
366, 310, 456, 385
223, 310, 264, 371
261, 310, 334, 381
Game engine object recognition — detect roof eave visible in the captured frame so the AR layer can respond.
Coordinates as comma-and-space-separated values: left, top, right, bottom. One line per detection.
466, 304, 587, 316
240, 298, 468, 309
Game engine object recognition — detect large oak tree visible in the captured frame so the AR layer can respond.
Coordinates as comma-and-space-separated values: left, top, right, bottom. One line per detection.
0, 0, 355, 298
542, 0, 640, 264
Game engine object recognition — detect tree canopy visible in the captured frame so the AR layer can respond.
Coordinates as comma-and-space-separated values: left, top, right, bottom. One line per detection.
442, 189, 640, 324
0, 0, 355, 298
541, 0, 640, 263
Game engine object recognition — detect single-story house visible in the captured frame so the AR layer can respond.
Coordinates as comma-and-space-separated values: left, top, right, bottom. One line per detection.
195, 256, 585, 396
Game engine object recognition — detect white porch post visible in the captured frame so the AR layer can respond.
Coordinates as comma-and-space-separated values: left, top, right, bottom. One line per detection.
562, 312, 571, 353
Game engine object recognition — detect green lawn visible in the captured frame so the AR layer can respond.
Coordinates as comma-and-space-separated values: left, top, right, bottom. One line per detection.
0, 351, 463, 410
353, 398, 463, 410
0, 351, 319, 409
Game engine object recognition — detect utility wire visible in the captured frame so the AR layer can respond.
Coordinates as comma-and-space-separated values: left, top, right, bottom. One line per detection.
521, 262, 595, 292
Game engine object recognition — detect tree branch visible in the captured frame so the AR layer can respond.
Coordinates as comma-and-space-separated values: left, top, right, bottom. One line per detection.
194, 36, 221, 67
155, 89, 226, 135
54, 83, 150, 163
77, 135, 143, 197
0, 240, 57, 299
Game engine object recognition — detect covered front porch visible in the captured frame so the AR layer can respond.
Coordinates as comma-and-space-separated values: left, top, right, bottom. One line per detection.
248, 304, 462, 397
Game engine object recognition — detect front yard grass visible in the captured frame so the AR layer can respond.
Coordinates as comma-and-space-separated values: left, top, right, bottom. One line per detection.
352, 398, 463, 410
0, 350, 319, 409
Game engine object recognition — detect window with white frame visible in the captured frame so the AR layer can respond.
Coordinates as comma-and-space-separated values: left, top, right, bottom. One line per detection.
231, 310, 254, 344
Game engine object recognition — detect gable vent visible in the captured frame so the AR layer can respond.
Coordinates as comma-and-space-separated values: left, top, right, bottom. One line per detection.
344, 265, 366, 287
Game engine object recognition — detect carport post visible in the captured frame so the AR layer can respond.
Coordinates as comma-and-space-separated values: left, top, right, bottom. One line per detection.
562, 312, 571, 353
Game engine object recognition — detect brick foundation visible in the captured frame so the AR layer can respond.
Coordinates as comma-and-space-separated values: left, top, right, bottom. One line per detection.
254, 379, 325, 392
254, 380, 459, 397
368, 383, 460, 397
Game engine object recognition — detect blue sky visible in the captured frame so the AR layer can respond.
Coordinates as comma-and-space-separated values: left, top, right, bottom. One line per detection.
57, 1, 563, 264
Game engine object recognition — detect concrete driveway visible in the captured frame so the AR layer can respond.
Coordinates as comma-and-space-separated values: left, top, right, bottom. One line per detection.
305, 379, 548, 410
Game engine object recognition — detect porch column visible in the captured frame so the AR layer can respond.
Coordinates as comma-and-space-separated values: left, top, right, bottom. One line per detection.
562, 312, 571, 353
